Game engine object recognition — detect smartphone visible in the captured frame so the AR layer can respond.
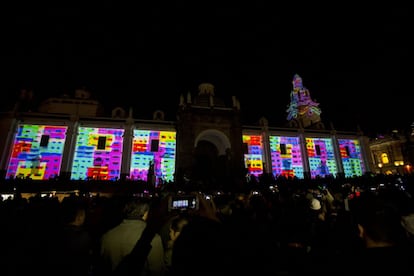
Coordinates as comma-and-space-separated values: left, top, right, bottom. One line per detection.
168, 194, 199, 212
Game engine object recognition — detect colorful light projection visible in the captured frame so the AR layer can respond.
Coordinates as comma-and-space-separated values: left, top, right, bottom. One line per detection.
242, 134, 264, 177
286, 74, 322, 123
269, 135, 304, 179
338, 138, 365, 177
306, 137, 338, 178
130, 130, 176, 184
71, 127, 124, 181
6, 124, 67, 180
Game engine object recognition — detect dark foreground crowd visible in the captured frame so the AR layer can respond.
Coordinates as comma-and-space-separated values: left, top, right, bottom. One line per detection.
1, 174, 414, 275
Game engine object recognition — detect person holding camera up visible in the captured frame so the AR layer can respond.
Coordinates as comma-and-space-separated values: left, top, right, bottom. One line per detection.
168, 192, 228, 275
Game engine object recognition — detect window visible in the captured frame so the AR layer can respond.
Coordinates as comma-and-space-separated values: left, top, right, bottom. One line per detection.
151, 139, 159, 152
280, 144, 287, 155
345, 146, 350, 156
40, 135, 50, 147
381, 153, 389, 164
97, 136, 107, 150
315, 145, 321, 156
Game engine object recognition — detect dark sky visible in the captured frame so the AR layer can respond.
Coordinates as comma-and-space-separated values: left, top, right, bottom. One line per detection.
2, 3, 411, 137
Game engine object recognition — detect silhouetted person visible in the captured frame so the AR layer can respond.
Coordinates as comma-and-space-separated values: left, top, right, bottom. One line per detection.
53, 196, 94, 276
163, 215, 189, 274
345, 190, 413, 274
170, 194, 229, 275
98, 196, 165, 275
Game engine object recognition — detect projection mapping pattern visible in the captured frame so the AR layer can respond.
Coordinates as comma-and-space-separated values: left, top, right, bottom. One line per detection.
269, 135, 304, 179
71, 127, 124, 180
6, 124, 68, 180
306, 137, 338, 178
338, 138, 365, 177
243, 135, 264, 177
130, 130, 176, 184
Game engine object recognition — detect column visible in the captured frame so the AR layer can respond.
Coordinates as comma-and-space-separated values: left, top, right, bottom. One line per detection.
60, 119, 79, 180
0, 118, 18, 178
298, 130, 310, 179
120, 123, 134, 180
359, 135, 374, 174
331, 132, 344, 177
261, 129, 272, 175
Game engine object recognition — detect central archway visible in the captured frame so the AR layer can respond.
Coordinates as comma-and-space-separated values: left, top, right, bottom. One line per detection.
194, 129, 231, 155
192, 129, 232, 189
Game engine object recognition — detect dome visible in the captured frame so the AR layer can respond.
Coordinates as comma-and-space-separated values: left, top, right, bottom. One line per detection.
193, 83, 226, 107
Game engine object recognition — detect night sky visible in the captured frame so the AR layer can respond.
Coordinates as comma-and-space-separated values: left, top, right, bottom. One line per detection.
2, 3, 411, 137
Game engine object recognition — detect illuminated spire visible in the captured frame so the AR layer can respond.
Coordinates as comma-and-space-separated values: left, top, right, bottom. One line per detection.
286, 74, 322, 128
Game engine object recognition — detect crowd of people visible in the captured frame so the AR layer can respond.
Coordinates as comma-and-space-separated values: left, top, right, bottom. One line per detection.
1, 173, 414, 275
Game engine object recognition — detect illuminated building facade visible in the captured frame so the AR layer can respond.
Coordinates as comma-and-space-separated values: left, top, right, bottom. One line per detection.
0, 75, 374, 191
369, 128, 414, 175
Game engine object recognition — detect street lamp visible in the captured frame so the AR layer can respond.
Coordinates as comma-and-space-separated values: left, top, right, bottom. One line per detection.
378, 163, 383, 174
394, 161, 404, 166
394, 161, 404, 175
405, 164, 412, 174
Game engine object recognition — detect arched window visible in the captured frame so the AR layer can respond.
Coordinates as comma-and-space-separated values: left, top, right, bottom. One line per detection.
381, 153, 389, 164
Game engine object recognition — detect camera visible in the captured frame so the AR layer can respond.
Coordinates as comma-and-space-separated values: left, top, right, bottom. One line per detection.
168, 194, 199, 212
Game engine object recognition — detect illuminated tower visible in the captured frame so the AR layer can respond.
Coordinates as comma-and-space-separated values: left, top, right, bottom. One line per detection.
286, 74, 324, 129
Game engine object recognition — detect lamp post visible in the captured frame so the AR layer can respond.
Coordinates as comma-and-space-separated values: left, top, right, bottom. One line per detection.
378, 163, 383, 174
405, 164, 412, 175
394, 161, 404, 175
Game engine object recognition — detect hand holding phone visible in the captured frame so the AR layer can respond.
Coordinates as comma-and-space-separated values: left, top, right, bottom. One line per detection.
168, 194, 199, 212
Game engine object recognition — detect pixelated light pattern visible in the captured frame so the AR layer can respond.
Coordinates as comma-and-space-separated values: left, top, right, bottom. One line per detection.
286, 74, 322, 121
243, 135, 264, 177
6, 124, 68, 180
269, 135, 304, 179
71, 127, 124, 180
338, 138, 365, 177
306, 137, 338, 178
130, 130, 176, 184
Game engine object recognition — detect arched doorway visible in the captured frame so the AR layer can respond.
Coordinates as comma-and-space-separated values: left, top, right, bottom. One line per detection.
192, 140, 218, 185
192, 129, 232, 189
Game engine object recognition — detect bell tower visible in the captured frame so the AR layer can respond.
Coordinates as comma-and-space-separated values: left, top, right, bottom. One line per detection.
286, 74, 324, 129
